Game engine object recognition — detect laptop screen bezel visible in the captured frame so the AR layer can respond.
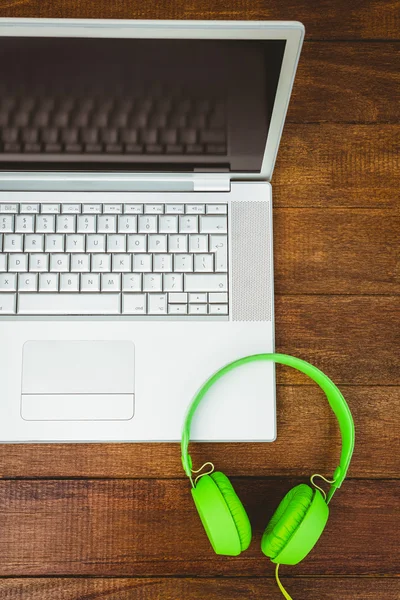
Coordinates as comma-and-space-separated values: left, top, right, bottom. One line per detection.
0, 18, 304, 183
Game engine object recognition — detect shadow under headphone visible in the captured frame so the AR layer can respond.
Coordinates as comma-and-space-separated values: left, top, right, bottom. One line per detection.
181, 354, 355, 600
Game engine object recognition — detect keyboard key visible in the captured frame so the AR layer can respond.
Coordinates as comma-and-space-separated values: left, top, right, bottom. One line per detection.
39, 273, 59, 292
101, 273, 121, 292
80, 273, 100, 292
200, 216, 227, 233
127, 234, 147, 253
56, 215, 76, 233
0, 273, 17, 291
206, 204, 227, 214
133, 254, 152, 272
153, 254, 172, 272
3, 234, 23, 252
98, 216, 117, 233
87, 234, 106, 253
122, 274, 142, 292
209, 304, 228, 315
0, 204, 18, 213
189, 293, 207, 303
189, 234, 208, 253
71, 254, 90, 272
163, 273, 183, 292
91, 254, 111, 272
168, 234, 188, 253
107, 234, 126, 253
169, 292, 188, 303
18, 293, 121, 314
189, 304, 208, 315
165, 204, 184, 214
36, 215, 56, 233
77, 215, 96, 233
112, 254, 132, 272
138, 215, 157, 233
210, 234, 228, 272
50, 253, 70, 272
122, 293, 146, 315
15, 215, 35, 233
168, 303, 187, 315
66, 234, 85, 253
159, 215, 178, 233
148, 293, 167, 315
145, 204, 164, 214
0, 293, 16, 314
184, 274, 228, 292
194, 254, 214, 272
143, 274, 162, 292
60, 273, 80, 292
174, 254, 193, 272
82, 204, 102, 214
104, 204, 122, 214
118, 215, 137, 233
186, 204, 205, 214
0, 255, 6, 271
148, 234, 167, 253
8, 253, 28, 272
179, 215, 198, 233
45, 234, 64, 252
0, 215, 14, 232
40, 204, 60, 214
124, 204, 143, 214
24, 234, 44, 252
209, 292, 228, 303
62, 204, 81, 214
20, 204, 39, 213
29, 253, 49, 272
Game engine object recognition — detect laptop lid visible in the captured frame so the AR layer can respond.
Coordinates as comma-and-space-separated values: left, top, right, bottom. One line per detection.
0, 19, 304, 183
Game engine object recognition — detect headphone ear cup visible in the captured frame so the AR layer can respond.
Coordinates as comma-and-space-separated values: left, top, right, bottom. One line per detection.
191, 472, 251, 556
261, 484, 329, 565
210, 471, 252, 551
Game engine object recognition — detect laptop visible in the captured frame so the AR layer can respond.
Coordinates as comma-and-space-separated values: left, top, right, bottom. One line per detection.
0, 19, 304, 443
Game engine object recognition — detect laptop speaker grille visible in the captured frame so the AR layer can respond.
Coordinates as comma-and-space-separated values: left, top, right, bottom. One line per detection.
231, 200, 272, 322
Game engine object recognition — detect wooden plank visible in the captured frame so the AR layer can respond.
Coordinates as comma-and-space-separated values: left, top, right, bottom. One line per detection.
0, 577, 398, 600
0, 479, 397, 576
0, 1, 399, 40
274, 208, 400, 294
0, 386, 397, 479
274, 124, 400, 208
290, 43, 400, 123
274, 296, 399, 385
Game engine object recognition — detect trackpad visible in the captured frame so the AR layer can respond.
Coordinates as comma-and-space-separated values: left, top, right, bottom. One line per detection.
21, 340, 135, 421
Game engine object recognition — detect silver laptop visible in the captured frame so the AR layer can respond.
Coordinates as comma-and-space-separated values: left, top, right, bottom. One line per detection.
0, 19, 304, 443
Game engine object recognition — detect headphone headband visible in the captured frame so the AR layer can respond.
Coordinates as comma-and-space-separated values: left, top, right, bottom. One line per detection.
181, 353, 355, 502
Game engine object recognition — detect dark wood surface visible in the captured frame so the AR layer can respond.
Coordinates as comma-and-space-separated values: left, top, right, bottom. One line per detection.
0, 2, 399, 599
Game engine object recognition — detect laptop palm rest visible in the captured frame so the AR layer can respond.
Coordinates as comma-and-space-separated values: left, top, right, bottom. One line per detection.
21, 340, 135, 421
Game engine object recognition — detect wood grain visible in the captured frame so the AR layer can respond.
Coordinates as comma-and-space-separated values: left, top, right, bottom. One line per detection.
0, 386, 397, 479
290, 43, 400, 123
274, 125, 400, 208
274, 296, 399, 385
0, 0, 399, 40
0, 479, 397, 576
274, 208, 400, 294
0, 577, 398, 600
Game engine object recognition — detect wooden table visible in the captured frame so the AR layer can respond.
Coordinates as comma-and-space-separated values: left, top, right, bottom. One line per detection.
0, 2, 399, 599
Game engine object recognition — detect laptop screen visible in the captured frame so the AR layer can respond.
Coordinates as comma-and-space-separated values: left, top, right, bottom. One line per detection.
0, 36, 286, 173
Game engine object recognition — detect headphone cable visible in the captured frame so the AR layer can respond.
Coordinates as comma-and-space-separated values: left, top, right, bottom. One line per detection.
275, 564, 293, 600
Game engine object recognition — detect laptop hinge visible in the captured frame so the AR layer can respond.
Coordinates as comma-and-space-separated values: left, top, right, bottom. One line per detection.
193, 176, 231, 192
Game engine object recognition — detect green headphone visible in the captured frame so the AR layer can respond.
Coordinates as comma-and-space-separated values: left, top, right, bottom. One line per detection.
181, 353, 355, 599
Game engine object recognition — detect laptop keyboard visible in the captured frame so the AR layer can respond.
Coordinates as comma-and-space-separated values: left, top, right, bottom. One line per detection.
0, 95, 227, 157
0, 202, 229, 316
